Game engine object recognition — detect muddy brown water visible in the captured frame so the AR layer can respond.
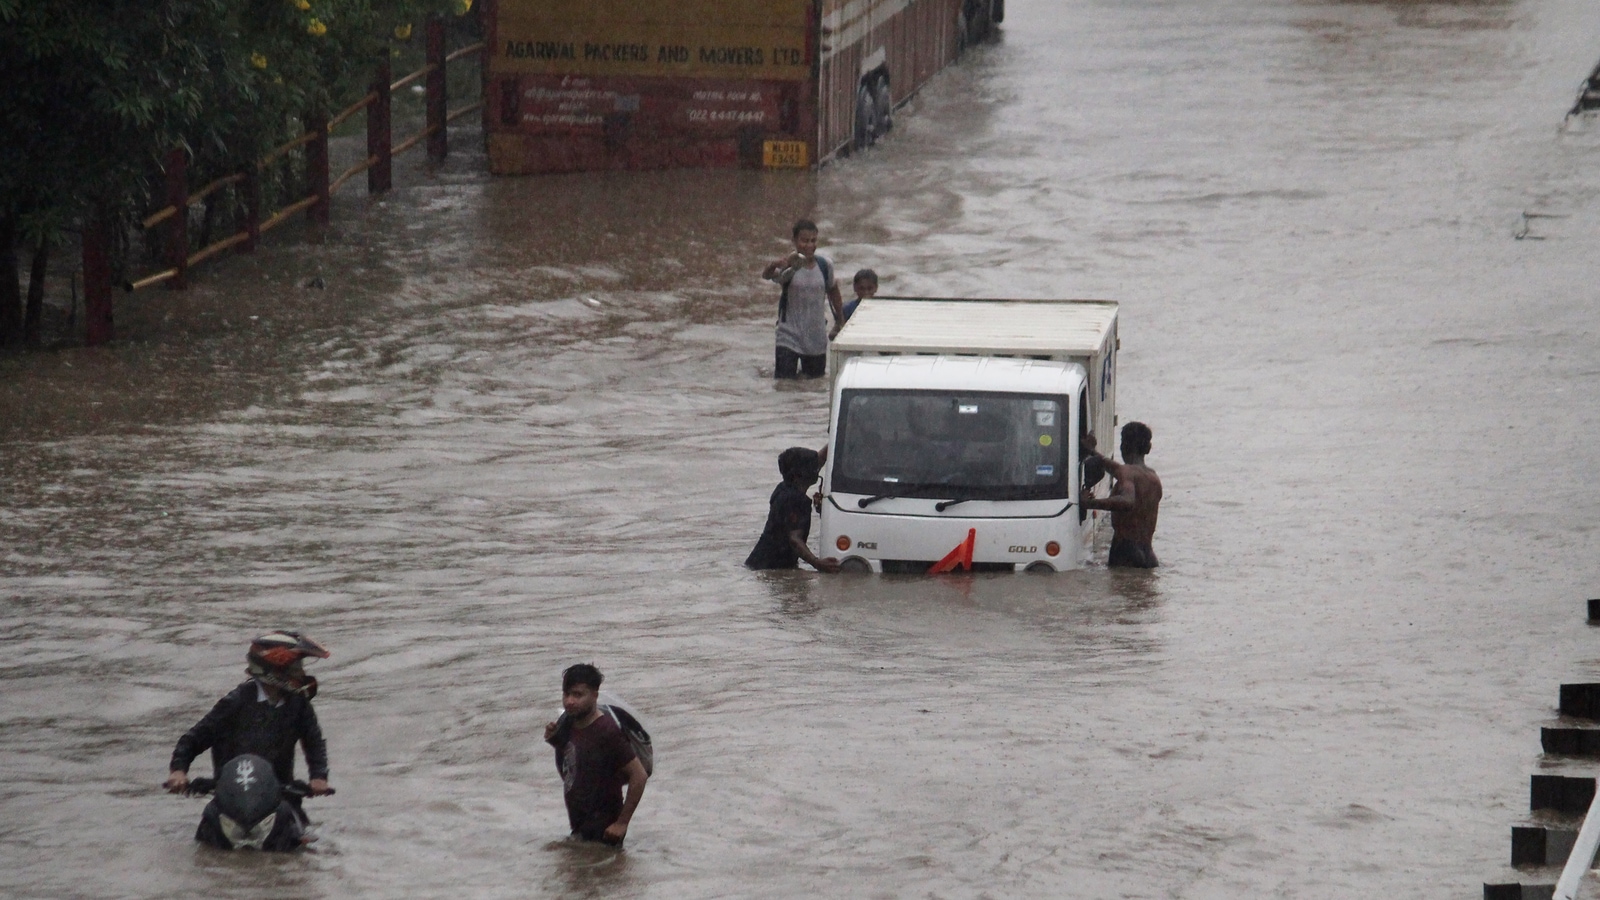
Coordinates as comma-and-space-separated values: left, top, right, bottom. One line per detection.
6, 0, 1600, 896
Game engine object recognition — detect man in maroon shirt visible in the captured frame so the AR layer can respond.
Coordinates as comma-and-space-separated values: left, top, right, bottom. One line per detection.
543, 664, 649, 844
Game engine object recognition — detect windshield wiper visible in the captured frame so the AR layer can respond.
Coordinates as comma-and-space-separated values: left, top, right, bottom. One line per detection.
934, 498, 971, 512
856, 483, 942, 508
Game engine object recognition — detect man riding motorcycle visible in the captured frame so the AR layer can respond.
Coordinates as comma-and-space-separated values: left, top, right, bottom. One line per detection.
164, 632, 334, 850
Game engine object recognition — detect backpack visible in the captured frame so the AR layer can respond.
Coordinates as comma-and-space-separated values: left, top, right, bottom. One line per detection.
778, 255, 833, 322
599, 692, 654, 776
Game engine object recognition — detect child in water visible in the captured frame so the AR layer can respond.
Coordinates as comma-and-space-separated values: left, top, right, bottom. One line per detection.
831, 268, 878, 339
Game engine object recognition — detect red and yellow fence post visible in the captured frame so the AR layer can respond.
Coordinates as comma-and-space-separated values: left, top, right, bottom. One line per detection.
243, 169, 261, 252
305, 112, 331, 227
426, 16, 448, 162
82, 214, 113, 346
369, 60, 393, 193
163, 148, 188, 290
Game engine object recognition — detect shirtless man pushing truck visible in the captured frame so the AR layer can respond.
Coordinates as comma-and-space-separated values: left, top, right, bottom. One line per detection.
1083, 422, 1162, 568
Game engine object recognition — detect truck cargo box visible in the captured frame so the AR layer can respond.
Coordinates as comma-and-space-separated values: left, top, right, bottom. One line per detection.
828, 297, 1119, 444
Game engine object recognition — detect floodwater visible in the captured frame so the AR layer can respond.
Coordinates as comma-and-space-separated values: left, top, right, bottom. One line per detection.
5, 0, 1600, 896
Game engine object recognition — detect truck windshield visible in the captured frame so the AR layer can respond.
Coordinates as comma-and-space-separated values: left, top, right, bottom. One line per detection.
832, 390, 1070, 502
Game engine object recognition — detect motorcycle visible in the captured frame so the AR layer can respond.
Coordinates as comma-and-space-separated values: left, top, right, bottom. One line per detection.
176, 753, 333, 851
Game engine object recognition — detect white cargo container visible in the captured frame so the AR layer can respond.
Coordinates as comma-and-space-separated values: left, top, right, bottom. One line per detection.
820, 298, 1119, 573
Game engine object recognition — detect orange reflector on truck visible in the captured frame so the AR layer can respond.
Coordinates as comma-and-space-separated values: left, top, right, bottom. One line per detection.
1045, 542, 1061, 557
836, 536, 851, 552
929, 529, 977, 574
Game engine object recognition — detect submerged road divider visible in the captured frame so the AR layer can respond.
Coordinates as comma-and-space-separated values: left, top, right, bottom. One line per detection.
1484, 601, 1600, 899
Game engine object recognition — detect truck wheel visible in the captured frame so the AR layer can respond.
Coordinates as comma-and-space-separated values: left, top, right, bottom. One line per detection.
854, 84, 878, 150
872, 78, 893, 137
992, 0, 1005, 24
839, 557, 872, 574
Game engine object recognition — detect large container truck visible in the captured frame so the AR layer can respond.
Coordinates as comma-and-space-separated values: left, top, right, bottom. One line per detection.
819, 298, 1120, 573
482, 0, 1003, 174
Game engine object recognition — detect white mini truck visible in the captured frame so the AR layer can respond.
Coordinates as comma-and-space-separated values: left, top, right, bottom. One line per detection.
820, 298, 1119, 573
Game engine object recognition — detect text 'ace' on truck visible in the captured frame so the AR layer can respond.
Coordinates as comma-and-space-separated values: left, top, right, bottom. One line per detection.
820, 298, 1118, 574
481, 0, 1004, 173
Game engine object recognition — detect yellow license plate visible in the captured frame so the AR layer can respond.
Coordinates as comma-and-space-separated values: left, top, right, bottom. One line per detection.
762, 140, 809, 169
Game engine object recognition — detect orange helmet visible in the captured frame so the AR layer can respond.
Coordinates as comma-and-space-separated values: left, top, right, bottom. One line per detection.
246, 632, 329, 698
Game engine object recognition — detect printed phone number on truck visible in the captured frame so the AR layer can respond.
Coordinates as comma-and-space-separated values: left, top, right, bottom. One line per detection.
686, 109, 767, 123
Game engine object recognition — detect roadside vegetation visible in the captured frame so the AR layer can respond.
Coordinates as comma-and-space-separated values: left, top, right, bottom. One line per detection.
0, 0, 473, 346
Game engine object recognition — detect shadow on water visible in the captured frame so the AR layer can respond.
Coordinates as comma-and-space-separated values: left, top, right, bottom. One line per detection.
758, 566, 1167, 674
536, 838, 635, 898
185, 844, 331, 898
757, 569, 826, 620
1106, 566, 1164, 614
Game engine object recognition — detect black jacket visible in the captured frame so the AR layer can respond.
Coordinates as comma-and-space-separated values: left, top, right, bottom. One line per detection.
170, 680, 328, 784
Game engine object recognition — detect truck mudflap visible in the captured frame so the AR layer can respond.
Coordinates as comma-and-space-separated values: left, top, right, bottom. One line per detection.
821, 503, 1081, 572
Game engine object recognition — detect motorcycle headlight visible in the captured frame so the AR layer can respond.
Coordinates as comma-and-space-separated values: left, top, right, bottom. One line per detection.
219, 812, 277, 850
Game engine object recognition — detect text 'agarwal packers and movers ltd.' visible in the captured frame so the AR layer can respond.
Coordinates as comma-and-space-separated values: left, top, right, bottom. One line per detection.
484, 0, 1004, 173
819, 297, 1118, 573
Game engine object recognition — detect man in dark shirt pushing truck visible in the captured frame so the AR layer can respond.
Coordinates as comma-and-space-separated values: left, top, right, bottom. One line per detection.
744, 446, 840, 573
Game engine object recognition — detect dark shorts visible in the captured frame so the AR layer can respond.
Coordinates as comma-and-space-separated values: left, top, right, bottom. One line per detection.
1108, 538, 1159, 568
776, 347, 825, 379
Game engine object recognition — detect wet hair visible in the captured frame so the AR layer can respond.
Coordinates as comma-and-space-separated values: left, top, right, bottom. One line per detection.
792, 218, 818, 238
778, 446, 822, 483
562, 663, 603, 693
1121, 421, 1152, 456
852, 268, 878, 287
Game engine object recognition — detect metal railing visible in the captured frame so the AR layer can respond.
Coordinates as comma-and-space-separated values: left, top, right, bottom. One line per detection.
77, 21, 485, 344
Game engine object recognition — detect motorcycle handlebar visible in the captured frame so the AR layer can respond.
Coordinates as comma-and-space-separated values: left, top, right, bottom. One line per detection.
177, 778, 334, 798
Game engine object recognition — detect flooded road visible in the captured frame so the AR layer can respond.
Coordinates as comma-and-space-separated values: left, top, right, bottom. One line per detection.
6, 0, 1600, 895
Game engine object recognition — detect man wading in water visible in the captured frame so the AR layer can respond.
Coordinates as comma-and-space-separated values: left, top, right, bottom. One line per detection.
762, 219, 844, 379
744, 446, 840, 572
544, 664, 649, 845
1083, 421, 1163, 568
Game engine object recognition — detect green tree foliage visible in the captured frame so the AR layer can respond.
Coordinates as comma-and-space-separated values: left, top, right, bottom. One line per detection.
0, 0, 462, 344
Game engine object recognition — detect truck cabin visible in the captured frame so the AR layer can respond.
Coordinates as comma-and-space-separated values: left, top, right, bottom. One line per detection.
821, 298, 1118, 573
